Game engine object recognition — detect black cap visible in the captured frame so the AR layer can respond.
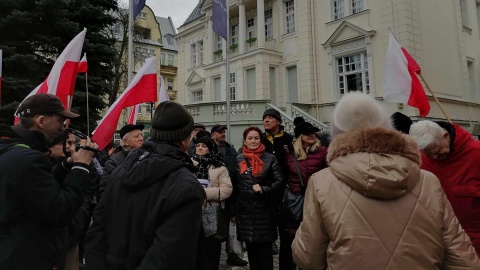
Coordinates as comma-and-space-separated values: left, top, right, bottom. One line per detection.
263, 108, 282, 123
211, 124, 227, 133
194, 123, 206, 130
119, 124, 144, 139
16, 94, 79, 118
294, 122, 320, 138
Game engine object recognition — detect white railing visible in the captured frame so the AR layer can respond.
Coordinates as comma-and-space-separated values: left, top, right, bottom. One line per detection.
291, 105, 329, 132
266, 103, 295, 134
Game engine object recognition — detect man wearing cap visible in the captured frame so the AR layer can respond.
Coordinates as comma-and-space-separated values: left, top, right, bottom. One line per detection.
85, 101, 205, 269
261, 108, 293, 260
98, 124, 144, 201
210, 124, 248, 266
188, 123, 206, 155
0, 93, 97, 269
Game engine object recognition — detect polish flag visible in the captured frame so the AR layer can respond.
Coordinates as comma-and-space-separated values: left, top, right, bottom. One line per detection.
127, 75, 169, 124
92, 57, 158, 150
383, 31, 430, 117
77, 53, 88, 74
34, 28, 87, 108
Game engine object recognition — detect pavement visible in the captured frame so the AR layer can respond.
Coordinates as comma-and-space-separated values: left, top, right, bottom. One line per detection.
218, 241, 280, 270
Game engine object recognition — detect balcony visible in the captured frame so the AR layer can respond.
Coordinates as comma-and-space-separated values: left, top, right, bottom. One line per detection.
167, 90, 177, 100
160, 65, 178, 75
184, 100, 269, 124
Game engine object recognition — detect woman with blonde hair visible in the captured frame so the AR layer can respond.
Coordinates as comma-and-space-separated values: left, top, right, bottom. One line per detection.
279, 119, 328, 270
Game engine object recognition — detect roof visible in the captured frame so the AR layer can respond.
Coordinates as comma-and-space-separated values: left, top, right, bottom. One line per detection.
181, 0, 206, 27
156, 16, 178, 51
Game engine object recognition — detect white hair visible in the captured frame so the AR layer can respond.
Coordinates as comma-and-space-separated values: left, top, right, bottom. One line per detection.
409, 120, 445, 150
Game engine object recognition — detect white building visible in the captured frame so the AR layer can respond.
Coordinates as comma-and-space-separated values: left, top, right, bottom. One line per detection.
176, 0, 480, 146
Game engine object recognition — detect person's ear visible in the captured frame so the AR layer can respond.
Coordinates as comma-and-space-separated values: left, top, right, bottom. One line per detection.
443, 131, 449, 139
34, 115, 46, 128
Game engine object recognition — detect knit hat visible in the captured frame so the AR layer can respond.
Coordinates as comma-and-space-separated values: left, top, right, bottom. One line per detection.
196, 135, 215, 153
331, 92, 392, 138
194, 123, 206, 130
150, 101, 194, 142
294, 120, 320, 138
196, 130, 211, 140
263, 108, 282, 123
391, 112, 412, 134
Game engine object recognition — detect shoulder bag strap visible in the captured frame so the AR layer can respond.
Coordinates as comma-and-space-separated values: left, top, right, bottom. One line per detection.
292, 153, 305, 192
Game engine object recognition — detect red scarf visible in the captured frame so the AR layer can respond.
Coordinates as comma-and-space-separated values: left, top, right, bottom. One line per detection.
240, 144, 265, 177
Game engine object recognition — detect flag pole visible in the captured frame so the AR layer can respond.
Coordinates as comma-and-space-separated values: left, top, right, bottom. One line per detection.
418, 73, 453, 123
225, 0, 231, 143
86, 71, 90, 135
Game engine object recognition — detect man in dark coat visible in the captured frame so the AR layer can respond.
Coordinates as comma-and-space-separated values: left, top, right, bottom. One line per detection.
85, 101, 205, 269
0, 94, 96, 269
97, 124, 144, 201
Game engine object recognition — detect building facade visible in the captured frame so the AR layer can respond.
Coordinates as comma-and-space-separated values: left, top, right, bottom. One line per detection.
176, 0, 480, 145
157, 16, 179, 102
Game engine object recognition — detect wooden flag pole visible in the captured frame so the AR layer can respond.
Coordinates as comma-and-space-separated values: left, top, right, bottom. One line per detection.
418, 73, 453, 124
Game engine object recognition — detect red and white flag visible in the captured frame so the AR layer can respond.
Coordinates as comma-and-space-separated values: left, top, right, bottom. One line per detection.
92, 57, 158, 150
383, 30, 430, 117
77, 53, 88, 74
127, 75, 169, 124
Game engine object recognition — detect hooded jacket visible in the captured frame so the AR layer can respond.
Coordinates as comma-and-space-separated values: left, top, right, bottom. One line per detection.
292, 127, 480, 270
85, 140, 205, 270
0, 125, 92, 270
421, 123, 480, 256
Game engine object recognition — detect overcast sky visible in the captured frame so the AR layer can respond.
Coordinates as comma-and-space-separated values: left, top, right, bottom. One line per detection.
120, 0, 200, 31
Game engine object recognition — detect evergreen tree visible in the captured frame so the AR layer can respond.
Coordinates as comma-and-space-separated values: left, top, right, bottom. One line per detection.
0, 0, 118, 133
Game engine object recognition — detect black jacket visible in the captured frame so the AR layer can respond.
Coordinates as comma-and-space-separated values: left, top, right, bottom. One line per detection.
234, 152, 284, 243
85, 140, 205, 270
0, 125, 93, 270
97, 150, 128, 202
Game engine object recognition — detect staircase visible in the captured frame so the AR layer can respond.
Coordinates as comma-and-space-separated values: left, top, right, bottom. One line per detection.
266, 103, 329, 135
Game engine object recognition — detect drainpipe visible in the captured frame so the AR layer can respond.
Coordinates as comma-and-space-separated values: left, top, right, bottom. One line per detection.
311, 0, 319, 119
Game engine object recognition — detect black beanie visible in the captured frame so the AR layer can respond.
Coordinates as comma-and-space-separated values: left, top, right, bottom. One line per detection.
391, 112, 413, 134
150, 101, 194, 142
293, 117, 305, 126
196, 130, 211, 140
263, 108, 282, 123
196, 135, 215, 153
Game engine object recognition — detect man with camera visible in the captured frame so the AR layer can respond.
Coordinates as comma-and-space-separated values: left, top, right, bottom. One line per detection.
0, 94, 97, 269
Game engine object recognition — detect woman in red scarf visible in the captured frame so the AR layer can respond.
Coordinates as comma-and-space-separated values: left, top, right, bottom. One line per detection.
233, 127, 284, 270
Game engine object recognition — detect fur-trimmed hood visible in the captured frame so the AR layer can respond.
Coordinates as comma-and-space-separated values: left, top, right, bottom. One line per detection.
327, 127, 421, 200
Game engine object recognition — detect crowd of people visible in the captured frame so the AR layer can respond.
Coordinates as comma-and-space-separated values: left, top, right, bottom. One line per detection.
0, 92, 480, 269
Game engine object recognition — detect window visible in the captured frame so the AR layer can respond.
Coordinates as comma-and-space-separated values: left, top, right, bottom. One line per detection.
269, 67, 276, 104
137, 104, 142, 114
230, 72, 236, 100
337, 52, 370, 95
134, 26, 151, 40
246, 68, 256, 99
460, 0, 470, 28
247, 18, 255, 39
167, 78, 174, 91
191, 90, 203, 103
191, 43, 197, 67
285, 0, 295, 34
477, 0, 480, 36
231, 24, 238, 45
149, 49, 155, 57
138, 12, 146, 19
287, 66, 298, 102
467, 59, 478, 99
165, 34, 174, 46
214, 77, 221, 101
199, 41, 204, 65
114, 133, 121, 143
216, 35, 223, 51
265, 9, 273, 39
168, 54, 174, 66
160, 53, 165, 65
146, 104, 152, 113
332, 0, 365, 20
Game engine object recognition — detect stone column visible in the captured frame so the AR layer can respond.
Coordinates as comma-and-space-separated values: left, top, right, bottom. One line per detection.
239, 2, 246, 54
257, 0, 265, 48
207, 16, 214, 64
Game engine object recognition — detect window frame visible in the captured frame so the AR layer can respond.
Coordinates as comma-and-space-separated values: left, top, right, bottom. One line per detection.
265, 9, 273, 39
191, 90, 203, 103
191, 43, 197, 67
230, 72, 237, 101
335, 51, 370, 96
284, 0, 296, 34
168, 54, 174, 66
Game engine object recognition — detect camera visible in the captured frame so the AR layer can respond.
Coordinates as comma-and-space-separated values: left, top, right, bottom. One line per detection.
62, 128, 96, 157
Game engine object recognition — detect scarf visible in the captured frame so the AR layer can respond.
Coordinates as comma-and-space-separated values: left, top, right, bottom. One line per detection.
239, 144, 265, 178
192, 153, 212, 180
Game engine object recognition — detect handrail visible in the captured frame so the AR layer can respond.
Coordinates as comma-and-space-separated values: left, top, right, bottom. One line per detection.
291, 105, 329, 132
266, 103, 295, 134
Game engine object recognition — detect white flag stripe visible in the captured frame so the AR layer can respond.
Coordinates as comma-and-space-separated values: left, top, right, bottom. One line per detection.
383, 31, 411, 103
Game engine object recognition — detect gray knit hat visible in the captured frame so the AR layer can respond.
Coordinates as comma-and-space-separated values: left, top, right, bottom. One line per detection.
150, 101, 194, 143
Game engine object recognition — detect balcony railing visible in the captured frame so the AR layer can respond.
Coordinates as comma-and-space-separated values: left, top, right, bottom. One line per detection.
160, 65, 178, 74
185, 100, 269, 123
213, 53, 223, 63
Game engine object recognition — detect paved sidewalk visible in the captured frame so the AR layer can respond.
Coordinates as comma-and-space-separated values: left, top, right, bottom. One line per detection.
218, 241, 280, 270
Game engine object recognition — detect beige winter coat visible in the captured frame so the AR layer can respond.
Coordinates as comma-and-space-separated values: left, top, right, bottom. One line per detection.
192, 160, 233, 208
292, 127, 480, 270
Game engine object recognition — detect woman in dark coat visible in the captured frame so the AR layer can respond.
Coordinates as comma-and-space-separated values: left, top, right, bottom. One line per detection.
233, 126, 284, 270
279, 120, 328, 270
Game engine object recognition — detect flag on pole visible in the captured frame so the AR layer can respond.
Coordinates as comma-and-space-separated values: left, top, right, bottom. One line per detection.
0, 49, 3, 107
159, 75, 170, 102
127, 105, 139, 124
77, 53, 88, 74
133, 0, 146, 18
30, 28, 87, 109
383, 30, 430, 117
92, 57, 157, 150
212, 0, 228, 40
